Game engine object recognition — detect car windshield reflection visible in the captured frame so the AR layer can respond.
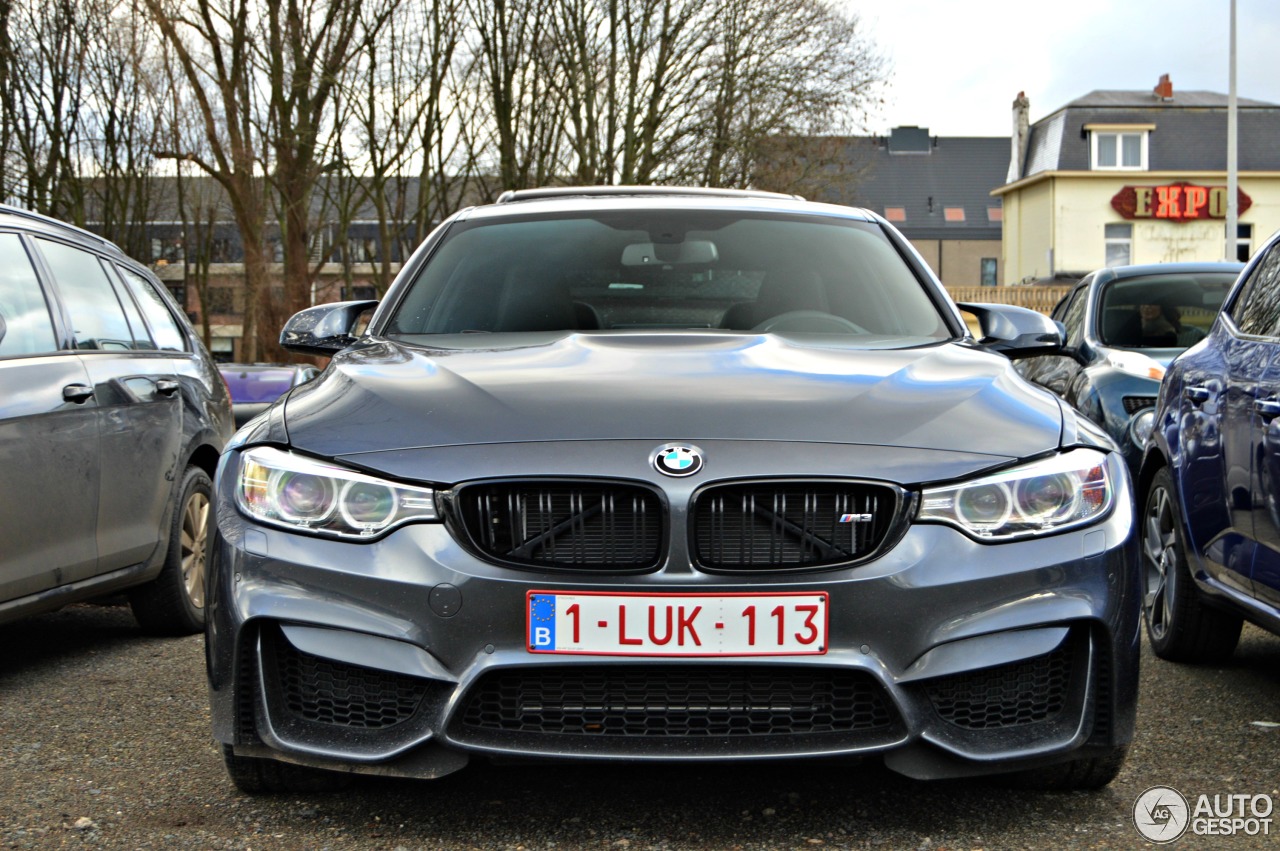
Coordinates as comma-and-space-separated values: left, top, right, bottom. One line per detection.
1098, 272, 1237, 349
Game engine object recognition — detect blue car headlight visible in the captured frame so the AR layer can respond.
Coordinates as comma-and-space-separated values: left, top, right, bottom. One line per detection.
917, 448, 1114, 540
235, 446, 439, 538
1129, 408, 1157, 448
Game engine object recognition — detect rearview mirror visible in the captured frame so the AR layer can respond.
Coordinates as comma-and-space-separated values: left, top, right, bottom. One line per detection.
621, 240, 718, 266
280, 300, 378, 356
958, 302, 1064, 359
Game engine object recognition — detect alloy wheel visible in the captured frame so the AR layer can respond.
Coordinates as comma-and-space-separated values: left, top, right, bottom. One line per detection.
181, 491, 210, 610
1142, 484, 1178, 640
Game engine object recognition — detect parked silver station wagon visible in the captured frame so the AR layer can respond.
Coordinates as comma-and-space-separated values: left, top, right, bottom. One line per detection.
207, 187, 1140, 793
0, 205, 232, 633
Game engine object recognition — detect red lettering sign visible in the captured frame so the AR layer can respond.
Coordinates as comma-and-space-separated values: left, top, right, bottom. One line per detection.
1111, 183, 1251, 221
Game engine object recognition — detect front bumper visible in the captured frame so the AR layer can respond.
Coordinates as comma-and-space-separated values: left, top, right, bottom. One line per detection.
207, 447, 1141, 782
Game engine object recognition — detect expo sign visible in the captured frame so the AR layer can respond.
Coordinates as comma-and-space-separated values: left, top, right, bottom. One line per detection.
1111, 182, 1252, 222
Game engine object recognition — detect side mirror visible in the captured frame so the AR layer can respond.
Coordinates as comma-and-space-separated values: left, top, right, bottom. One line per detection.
280, 300, 378, 356
958, 302, 1064, 359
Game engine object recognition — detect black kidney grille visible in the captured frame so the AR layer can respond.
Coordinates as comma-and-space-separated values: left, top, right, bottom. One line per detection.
925, 639, 1074, 730
277, 638, 427, 729
458, 482, 663, 570
693, 482, 897, 570
461, 666, 896, 737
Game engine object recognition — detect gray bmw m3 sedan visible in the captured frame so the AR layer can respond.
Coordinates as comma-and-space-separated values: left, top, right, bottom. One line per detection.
207, 187, 1140, 792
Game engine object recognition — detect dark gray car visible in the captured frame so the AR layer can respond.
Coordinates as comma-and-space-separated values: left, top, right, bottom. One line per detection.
0, 205, 232, 634
207, 187, 1140, 793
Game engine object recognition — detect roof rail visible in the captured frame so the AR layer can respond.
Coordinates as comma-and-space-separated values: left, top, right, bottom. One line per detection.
494, 185, 804, 204
0, 203, 117, 251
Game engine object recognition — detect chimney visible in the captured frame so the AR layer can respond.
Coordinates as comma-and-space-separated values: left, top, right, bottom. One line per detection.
1154, 73, 1174, 100
1007, 91, 1030, 184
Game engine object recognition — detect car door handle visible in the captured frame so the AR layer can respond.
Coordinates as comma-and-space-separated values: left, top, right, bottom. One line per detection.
62, 383, 94, 403
1184, 386, 1211, 405
1255, 399, 1280, 420
155, 379, 180, 397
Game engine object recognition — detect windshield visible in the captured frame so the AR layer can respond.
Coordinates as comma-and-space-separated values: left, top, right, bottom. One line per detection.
1098, 272, 1238, 349
385, 210, 951, 344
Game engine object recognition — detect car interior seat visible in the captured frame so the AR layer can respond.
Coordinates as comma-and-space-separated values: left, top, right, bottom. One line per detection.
1103, 307, 1142, 347
494, 267, 582, 332
721, 270, 830, 330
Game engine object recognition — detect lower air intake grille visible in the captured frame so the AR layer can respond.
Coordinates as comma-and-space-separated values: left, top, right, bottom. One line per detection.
1122, 395, 1158, 414
692, 481, 900, 571
925, 638, 1074, 730
276, 638, 428, 730
460, 666, 896, 737
455, 481, 663, 570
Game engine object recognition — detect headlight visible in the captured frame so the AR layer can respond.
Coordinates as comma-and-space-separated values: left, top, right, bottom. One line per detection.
917, 448, 1113, 540
236, 446, 438, 538
1103, 350, 1165, 380
1129, 408, 1156, 447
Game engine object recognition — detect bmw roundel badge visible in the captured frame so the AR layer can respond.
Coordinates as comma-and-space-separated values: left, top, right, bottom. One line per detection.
653, 444, 704, 477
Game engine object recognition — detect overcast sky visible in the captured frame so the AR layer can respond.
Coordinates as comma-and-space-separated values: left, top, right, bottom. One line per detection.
843, 0, 1280, 137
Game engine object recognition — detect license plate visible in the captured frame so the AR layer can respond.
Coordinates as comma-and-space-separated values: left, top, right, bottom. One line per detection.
527, 591, 828, 656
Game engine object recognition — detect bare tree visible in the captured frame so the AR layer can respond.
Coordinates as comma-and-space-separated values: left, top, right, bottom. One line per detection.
465, 0, 564, 195
145, 0, 272, 361
328, 0, 468, 294
83, 3, 168, 259
259, 0, 391, 358
696, 0, 885, 190
409, 0, 477, 244
545, 0, 711, 185
1, 0, 100, 220
0, 0, 14, 203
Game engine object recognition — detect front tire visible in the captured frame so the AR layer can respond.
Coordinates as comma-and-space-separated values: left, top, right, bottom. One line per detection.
1002, 745, 1129, 791
1141, 467, 1242, 663
221, 745, 351, 794
129, 465, 212, 635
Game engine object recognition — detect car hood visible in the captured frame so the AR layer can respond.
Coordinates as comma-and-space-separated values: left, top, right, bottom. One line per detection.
280, 333, 1064, 460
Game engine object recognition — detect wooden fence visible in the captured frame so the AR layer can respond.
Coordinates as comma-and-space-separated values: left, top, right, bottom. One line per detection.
945, 286, 1074, 316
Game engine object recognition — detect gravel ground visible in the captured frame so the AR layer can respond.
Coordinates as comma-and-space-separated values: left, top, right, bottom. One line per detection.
1, 602, 1277, 850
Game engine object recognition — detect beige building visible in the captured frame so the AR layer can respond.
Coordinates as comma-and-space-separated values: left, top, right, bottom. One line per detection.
994, 76, 1280, 283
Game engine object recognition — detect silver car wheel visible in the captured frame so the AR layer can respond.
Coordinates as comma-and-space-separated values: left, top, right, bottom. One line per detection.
1142, 483, 1177, 640
181, 491, 210, 610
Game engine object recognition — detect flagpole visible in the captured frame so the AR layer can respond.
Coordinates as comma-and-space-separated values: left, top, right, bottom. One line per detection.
1226, 0, 1238, 261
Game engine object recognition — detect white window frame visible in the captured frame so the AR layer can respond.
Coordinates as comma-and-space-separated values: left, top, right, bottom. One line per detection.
1087, 124, 1152, 171
1105, 223, 1132, 267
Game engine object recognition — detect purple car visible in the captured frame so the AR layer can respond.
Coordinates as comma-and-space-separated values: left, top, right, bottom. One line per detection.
220, 363, 319, 428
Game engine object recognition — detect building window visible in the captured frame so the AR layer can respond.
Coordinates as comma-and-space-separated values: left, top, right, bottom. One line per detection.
980, 258, 998, 287
209, 337, 234, 363
1233, 223, 1253, 262
204, 286, 242, 316
884, 207, 906, 222
1105, 223, 1132, 266
986, 207, 1003, 222
943, 207, 965, 223
1091, 130, 1148, 170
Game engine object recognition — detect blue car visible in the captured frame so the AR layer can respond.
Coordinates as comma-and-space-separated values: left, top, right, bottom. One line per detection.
1140, 230, 1280, 661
